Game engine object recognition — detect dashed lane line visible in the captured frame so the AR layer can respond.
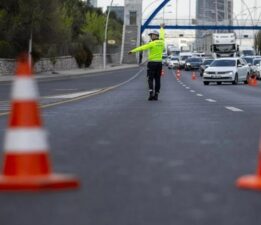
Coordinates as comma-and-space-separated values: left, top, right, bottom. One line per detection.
176, 80, 244, 112
206, 98, 216, 103
225, 106, 243, 112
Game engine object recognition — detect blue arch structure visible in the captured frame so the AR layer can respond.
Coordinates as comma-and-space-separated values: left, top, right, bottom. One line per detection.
146, 25, 261, 30
141, 0, 261, 33
141, 0, 171, 34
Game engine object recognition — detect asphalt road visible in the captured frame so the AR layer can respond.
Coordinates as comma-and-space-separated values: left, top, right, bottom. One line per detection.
0, 66, 261, 225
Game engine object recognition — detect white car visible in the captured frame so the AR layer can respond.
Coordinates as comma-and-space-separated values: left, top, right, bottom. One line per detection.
253, 58, 261, 79
203, 58, 250, 85
168, 56, 180, 69
162, 54, 168, 65
165, 56, 172, 66
241, 56, 256, 73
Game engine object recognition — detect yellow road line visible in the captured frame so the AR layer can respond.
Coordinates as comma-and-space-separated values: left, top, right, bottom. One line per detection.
0, 68, 144, 117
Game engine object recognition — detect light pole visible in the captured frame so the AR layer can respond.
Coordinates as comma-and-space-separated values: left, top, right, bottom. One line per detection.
28, 30, 32, 67
233, 5, 261, 45
176, 0, 178, 25
103, 0, 113, 70
189, 0, 191, 26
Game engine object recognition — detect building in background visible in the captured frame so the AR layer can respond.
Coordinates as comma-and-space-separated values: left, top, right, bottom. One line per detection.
89, 0, 98, 8
107, 6, 124, 22
121, 0, 142, 64
195, 0, 233, 52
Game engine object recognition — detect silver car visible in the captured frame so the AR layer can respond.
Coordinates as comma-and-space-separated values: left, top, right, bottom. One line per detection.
253, 58, 261, 79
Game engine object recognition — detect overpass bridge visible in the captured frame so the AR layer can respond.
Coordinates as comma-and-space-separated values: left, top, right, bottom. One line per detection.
121, 0, 261, 64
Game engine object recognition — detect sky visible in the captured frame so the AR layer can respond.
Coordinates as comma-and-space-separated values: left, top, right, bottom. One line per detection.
97, 0, 261, 21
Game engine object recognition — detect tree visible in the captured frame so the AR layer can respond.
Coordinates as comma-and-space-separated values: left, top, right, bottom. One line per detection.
81, 11, 106, 44
0, 0, 122, 67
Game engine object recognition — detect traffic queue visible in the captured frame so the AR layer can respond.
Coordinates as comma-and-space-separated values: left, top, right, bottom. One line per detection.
163, 52, 261, 86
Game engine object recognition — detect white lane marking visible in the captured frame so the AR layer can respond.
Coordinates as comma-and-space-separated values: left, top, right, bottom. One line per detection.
197, 94, 203, 97
44, 90, 101, 99
206, 99, 217, 103
190, 90, 195, 93
186, 87, 190, 89
225, 106, 243, 112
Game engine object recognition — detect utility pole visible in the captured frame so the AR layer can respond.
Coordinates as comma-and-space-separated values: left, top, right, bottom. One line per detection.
215, 0, 218, 33
189, 0, 191, 25
176, 0, 178, 25
28, 30, 32, 68
103, 0, 113, 70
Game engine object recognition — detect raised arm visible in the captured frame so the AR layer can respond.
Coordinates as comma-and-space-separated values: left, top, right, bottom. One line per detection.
159, 23, 165, 41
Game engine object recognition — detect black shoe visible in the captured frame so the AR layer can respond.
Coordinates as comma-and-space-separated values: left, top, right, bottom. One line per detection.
153, 93, 159, 101
148, 91, 154, 101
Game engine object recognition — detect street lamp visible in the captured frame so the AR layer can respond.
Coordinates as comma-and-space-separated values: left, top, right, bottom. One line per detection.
28, 30, 32, 67
103, 0, 114, 70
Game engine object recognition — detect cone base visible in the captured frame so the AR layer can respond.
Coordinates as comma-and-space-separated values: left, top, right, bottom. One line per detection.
236, 175, 261, 191
0, 174, 80, 191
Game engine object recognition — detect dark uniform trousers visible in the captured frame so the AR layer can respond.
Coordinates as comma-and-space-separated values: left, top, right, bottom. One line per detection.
147, 61, 162, 93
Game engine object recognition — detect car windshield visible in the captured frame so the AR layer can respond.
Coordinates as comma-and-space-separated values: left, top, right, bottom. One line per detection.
243, 57, 254, 64
171, 57, 179, 61
181, 56, 190, 60
254, 59, 261, 65
242, 50, 254, 56
214, 44, 235, 53
203, 60, 214, 65
210, 60, 236, 67
162, 55, 167, 59
186, 58, 202, 63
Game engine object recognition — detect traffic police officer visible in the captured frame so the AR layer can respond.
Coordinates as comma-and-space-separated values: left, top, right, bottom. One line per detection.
129, 24, 165, 101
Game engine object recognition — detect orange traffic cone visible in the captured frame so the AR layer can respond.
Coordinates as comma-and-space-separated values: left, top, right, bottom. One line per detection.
192, 71, 197, 80
236, 137, 261, 191
161, 69, 165, 77
248, 74, 258, 87
0, 55, 80, 191
176, 69, 181, 80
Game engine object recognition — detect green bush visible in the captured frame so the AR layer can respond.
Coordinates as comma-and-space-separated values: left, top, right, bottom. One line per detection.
0, 41, 15, 58
70, 41, 93, 68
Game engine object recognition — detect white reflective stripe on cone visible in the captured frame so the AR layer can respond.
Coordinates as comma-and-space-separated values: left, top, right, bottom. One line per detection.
11, 77, 39, 100
4, 128, 49, 152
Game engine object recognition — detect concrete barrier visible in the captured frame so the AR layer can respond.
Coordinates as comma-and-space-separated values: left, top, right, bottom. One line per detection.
0, 53, 121, 76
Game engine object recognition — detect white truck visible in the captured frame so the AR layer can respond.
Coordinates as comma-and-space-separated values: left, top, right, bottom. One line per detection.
239, 46, 255, 56
210, 33, 239, 58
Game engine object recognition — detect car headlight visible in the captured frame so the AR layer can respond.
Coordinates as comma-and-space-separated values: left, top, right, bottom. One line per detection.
186, 63, 191, 66
228, 72, 233, 75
